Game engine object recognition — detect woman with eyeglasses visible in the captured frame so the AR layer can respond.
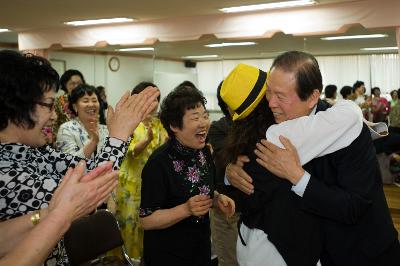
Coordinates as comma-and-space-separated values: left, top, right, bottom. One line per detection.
0, 50, 159, 266
0, 162, 117, 266
56, 84, 108, 159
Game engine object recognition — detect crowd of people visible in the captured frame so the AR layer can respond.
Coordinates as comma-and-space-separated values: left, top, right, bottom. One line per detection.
327, 80, 400, 183
334, 80, 399, 126
0, 49, 399, 266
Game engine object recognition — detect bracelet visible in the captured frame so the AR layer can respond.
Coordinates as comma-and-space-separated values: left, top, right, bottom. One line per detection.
30, 210, 41, 226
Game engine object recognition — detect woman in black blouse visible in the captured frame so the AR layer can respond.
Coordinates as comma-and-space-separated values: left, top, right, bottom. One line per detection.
140, 85, 235, 266
0, 50, 160, 266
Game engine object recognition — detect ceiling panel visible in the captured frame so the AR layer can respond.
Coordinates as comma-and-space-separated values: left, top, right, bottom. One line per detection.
0, 0, 397, 59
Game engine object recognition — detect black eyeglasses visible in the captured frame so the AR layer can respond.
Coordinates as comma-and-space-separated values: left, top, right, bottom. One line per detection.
36, 101, 56, 112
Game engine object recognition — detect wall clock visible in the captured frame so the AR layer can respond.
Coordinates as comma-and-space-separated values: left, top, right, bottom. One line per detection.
108, 56, 120, 72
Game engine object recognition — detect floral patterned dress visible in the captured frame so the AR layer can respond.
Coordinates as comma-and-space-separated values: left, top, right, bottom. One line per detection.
56, 118, 109, 159
114, 118, 167, 259
0, 137, 128, 266
139, 138, 215, 266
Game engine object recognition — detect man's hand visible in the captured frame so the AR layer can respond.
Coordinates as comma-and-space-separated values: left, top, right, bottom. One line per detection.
255, 136, 305, 185
215, 193, 235, 219
226, 155, 254, 195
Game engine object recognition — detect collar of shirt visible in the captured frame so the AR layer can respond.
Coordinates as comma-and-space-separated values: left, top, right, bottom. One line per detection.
310, 104, 317, 116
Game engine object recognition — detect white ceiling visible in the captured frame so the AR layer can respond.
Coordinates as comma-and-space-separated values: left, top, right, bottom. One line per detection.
0, 0, 397, 60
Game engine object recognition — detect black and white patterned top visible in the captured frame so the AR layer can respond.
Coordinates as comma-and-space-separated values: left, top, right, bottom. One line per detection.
0, 137, 128, 266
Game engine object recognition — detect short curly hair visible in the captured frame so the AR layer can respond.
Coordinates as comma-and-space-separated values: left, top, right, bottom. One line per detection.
160, 85, 207, 138
0, 50, 59, 130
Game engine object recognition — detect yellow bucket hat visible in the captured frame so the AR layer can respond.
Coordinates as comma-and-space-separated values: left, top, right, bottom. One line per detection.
219, 63, 268, 121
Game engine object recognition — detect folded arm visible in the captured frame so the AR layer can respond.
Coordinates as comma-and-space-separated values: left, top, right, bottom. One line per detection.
266, 100, 363, 165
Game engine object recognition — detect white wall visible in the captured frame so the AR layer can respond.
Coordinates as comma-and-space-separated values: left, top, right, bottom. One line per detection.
48, 52, 198, 107
154, 59, 198, 101
104, 55, 154, 106
49, 51, 106, 87
49, 51, 155, 106
318, 55, 372, 94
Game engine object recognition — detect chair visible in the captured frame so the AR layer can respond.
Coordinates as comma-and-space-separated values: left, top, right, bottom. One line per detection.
64, 209, 134, 266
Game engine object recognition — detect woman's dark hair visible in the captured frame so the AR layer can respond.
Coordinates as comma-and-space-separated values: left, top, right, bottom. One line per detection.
0, 50, 59, 130
371, 87, 380, 95
324, 84, 337, 99
271, 51, 323, 101
222, 97, 275, 165
216, 81, 231, 118
352, 80, 364, 93
96, 85, 106, 95
132, 81, 160, 102
177, 80, 197, 89
340, 86, 353, 99
68, 84, 100, 116
390, 90, 398, 98
59, 69, 86, 93
160, 85, 207, 138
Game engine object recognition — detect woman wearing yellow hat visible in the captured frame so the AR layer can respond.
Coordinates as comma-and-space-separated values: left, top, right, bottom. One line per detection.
219, 63, 366, 266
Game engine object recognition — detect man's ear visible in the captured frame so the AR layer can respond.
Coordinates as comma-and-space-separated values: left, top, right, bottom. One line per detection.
170, 124, 178, 134
308, 89, 321, 108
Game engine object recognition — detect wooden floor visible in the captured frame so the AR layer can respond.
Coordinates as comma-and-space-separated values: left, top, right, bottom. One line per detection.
383, 184, 400, 235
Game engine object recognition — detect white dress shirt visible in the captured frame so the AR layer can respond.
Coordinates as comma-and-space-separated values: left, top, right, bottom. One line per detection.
265, 100, 363, 196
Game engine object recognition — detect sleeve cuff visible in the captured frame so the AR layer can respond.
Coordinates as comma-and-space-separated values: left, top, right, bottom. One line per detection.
224, 175, 231, 186
291, 171, 311, 197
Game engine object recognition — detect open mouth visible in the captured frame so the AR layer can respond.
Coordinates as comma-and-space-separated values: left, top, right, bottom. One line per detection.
41, 126, 53, 136
272, 112, 283, 119
84, 108, 98, 116
195, 131, 207, 143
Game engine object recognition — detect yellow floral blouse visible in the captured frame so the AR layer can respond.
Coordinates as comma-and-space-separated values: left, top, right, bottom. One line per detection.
114, 117, 167, 259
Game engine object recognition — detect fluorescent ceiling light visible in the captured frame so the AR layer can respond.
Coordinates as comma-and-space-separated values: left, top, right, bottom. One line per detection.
205, 42, 257, 48
182, 55, 219, 59
117, 47, 154, 52
360, 47, 398, 51
65, 18, 134, 26
321, 34, 388, 40
220, 0, 317, 13
0, 28, 10, 33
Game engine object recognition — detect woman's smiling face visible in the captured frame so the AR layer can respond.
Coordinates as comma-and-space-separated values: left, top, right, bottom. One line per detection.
15, 89, 57, 147
73, 93, 100, 121
170, 103, 210, 150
